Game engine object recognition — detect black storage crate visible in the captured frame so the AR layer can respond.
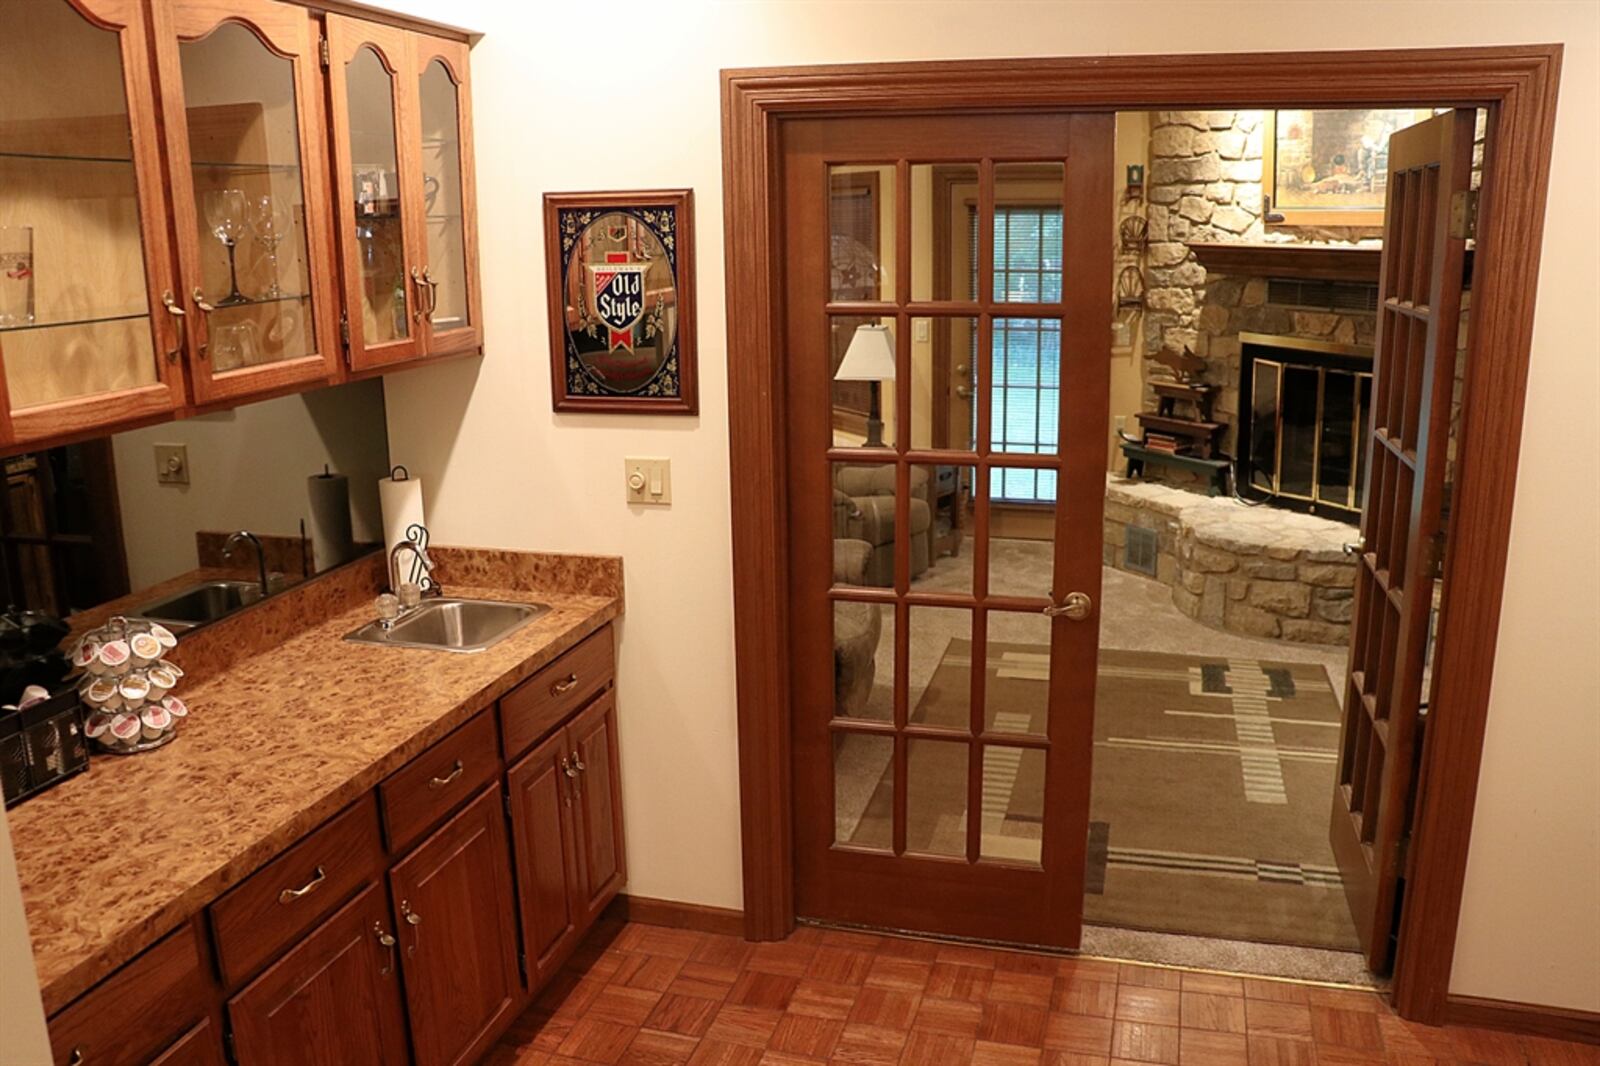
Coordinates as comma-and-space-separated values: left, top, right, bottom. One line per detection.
0, 687, 88, 808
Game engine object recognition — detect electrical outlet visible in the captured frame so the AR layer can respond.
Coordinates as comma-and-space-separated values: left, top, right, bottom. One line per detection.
1114, 415, 1128, 436
624, 457, 671, 505
154, 443, 189, 485
913, 318, 930, 343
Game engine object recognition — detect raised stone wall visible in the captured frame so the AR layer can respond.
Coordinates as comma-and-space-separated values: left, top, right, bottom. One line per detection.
1102, 477, 1358, 645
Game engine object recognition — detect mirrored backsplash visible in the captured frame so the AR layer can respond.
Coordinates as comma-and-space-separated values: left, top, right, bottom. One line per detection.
1, 380, 390, 632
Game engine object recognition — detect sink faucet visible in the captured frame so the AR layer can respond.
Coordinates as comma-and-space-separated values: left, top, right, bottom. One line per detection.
388, 540, 439, 600
223, 530, 269, 600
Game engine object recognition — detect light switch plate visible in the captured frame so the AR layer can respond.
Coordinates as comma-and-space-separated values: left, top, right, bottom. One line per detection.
154, 443, 189, 485
624, 457, 671, 505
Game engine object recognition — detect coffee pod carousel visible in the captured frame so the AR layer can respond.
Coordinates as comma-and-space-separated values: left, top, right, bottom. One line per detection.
69, 616, 189, 754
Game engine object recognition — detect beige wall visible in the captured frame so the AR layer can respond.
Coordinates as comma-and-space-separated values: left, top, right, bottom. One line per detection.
0, 804, 50, 1064
1110, 111, 1150, 470
374, 0, 1599, 1011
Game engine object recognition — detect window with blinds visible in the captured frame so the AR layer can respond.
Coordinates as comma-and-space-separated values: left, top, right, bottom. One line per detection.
969, 205, 1064, 504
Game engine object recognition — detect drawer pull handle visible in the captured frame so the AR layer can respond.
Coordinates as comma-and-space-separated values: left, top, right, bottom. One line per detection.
428, 759, 464, 789
278, 865, 327, 904
68, 1050, 83, 1066
551, 673, 579, 696
373, 922, 398, 976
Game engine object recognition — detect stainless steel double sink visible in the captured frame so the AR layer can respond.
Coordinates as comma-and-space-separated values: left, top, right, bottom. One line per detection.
344, 598, 548, 653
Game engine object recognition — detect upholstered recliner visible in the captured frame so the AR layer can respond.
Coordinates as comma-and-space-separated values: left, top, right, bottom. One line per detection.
832, 464, 932, 587
833, 538, 881, 719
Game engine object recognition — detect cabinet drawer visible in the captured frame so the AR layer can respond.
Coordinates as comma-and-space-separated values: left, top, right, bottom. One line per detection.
380, 708, 500, 851
500, 625, 614, 760
209, 794, 384, 988
48, 921, 213, 1066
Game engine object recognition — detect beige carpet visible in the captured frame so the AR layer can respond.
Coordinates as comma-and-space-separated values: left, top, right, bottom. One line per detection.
848, 641, 1360, 952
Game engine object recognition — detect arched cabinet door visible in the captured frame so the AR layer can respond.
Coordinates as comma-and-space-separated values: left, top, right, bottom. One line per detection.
405, 36, 482, 358
0, 0, 187, 448
326, 16, 424, 371
149, 0, 340, 406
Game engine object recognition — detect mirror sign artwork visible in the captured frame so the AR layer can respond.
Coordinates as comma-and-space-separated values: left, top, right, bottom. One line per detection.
543, 190, 697, 413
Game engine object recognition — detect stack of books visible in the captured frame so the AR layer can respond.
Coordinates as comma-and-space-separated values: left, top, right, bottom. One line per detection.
1142, 432, 1188, 455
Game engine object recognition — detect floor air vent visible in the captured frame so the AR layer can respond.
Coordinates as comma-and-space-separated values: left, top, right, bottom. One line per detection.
1124, 525, 1159, 577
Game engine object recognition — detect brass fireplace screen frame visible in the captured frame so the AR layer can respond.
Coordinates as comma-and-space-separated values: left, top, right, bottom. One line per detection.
1240, 331, 1373, 517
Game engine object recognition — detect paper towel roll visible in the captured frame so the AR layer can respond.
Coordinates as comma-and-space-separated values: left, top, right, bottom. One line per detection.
379, 469, 426, 562
307, 470, 354, 571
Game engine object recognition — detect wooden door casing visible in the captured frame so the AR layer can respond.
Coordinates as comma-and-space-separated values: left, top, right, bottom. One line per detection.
784, 112, 1113, 948
406, 35, 482, 357
389, 784, 520, 1066
149, 0, 341, 406
568, 691, 627, 927
1331, 109, 1475, 972
1, 0, 188, 447
227, 882, 409, 1066
507, 728, 582, 988
325, 14, 424, 371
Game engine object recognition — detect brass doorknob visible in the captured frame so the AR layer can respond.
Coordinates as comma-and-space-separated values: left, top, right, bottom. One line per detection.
1043, 592, 1092, 621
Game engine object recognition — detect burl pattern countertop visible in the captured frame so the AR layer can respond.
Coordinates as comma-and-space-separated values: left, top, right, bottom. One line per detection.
11, 549, 623, 1014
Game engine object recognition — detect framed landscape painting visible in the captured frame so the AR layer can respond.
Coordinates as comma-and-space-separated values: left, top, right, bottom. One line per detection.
1263, 108, 1435, 227
543, 189, 697, 414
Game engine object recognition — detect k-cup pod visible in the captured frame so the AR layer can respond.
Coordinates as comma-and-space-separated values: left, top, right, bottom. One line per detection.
84, 677, 121, 710
83, 712, 111, 739
158, 659, 185, 679
147, 666, 177, 694
118, 673, 151, 708
18, 685, 49, 709
150, 624, 178, 650
73, 639, 100, 672
162, 695, 189, 718
96, 640, 130, 675
139, 705, 172, 740
129, 632, 162, 665
108, 712, 141, 744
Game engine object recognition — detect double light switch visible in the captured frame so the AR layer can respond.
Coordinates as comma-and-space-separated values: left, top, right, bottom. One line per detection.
625, 457, 671, 505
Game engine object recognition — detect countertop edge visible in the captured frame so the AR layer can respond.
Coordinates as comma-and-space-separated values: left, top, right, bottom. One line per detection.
36, 595, 623, 1015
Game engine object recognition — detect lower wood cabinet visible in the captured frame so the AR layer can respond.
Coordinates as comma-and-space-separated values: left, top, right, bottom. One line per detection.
389, 784, 521, 1066
148, 1020, 228, 1066
569, 691, 627, 927
227, 882, 409, 1066
507, 728, 582, 987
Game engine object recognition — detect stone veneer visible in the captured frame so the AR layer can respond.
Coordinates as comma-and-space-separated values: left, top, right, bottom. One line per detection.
1102, 477, 1358, 645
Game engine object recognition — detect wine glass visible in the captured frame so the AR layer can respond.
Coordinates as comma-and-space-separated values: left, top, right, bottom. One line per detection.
249, 195, 294, 299
203, 189, 248, 306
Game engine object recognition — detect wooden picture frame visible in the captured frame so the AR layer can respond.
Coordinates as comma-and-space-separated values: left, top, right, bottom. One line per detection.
1263, 107, 1437, 227
543, 189, 697, 414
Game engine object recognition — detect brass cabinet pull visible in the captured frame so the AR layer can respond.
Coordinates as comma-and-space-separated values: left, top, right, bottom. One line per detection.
573, 756, 587, 773
551, 673, 579, 696
161, 289, 186, 317
421, 265, 439, 317
428, 759, 464, 789
400, 899, 421, 957
559, 756, 574, 806
278, 865, 326, 904
410, 267, 428, 321
190, 285, 215, 314
1042, 592, 1093, 621
67, 1050, 83, 1066
373, 921, 398, 976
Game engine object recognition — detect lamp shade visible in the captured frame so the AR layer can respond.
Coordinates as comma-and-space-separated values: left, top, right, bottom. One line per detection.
834, 324, 897, 382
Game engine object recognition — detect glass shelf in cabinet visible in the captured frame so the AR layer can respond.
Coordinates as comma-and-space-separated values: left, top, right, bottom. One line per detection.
0, 310, 149, 335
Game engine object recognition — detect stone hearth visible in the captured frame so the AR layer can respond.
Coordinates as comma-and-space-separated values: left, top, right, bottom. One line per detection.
1102, 477, 1358, 645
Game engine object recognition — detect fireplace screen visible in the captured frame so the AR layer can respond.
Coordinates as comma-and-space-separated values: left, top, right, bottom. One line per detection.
1240, 334, 1373, 517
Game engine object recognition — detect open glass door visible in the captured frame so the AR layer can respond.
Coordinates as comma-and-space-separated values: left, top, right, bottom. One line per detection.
784, 112, 1114, 947
1331, 109, 1475, 971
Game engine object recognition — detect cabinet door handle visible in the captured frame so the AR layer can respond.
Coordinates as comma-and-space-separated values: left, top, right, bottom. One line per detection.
373, 921, 398, 976
573, 756, 587, 773
551, 673, 579, 696
67, 1050, 83, 1066
400, 899, 422, 957
559, 757, 574, 806
410, 267, 429, 322
161, 289, 186, 318
190, 285, 215, 314
422, 265, 440, 316
278, 865, 326, 904
428, 759, 464, 789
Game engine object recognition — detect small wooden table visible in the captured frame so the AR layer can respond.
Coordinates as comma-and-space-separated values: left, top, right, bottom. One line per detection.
1121, 442, 1232, 496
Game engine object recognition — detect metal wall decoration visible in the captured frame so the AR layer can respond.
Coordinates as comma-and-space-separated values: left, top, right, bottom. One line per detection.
543, 189, 698, 414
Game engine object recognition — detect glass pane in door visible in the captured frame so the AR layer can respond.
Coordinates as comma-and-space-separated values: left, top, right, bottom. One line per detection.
0, 0, 158, 408
180, 22, 315, 371
345, 45, 408, 343
993, 163, 1064, 304
419, 59, 469, 331
984, 611, 1053, 736
834, 732, 892, 851
909, 162, 977, 303
910, 316, 979, 451
991, 316, 1062, 457
907, 738, 968, 857
830, 165, 895, 303
981, 745, 1045, 865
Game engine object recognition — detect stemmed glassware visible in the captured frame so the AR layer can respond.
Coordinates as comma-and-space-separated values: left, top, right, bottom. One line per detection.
250, 195, 293, 299
203, 189, 248, 306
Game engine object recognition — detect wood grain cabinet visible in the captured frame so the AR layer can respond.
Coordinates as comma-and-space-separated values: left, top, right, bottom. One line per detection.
326, 17, 481, 371
0, 0, 479, 453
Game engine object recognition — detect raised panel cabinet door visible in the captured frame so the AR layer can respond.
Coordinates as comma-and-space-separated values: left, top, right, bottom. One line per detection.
506, 728, 581, 987
405, 34, 481, 357
568, 691, 626, 925
389, 784, 520, 1066
227, 882, 409, 1066
149, 1019, 227, 1066
148, 0, 340, 406
0, 0, 186, 448
325, 14, 423, 372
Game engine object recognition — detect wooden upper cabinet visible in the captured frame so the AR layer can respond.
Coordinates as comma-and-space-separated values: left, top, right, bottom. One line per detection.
409, 35, 482, 357
0, 0, 188, 447
148, 0, 341, 406
389, 785, 520, 1066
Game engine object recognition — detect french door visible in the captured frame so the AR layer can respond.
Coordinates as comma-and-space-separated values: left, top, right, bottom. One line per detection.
1331, 109, 1475, 970
784, 112, 1114, 947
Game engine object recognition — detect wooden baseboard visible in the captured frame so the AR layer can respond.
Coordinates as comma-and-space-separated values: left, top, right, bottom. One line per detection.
609, 893, 746, 938
1444, 994, 1600, 1046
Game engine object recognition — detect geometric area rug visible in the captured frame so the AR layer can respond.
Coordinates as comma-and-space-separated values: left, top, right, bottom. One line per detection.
848, 642, 1359, 951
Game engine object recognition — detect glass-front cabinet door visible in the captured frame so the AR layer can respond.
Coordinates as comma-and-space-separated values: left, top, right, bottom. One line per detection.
150, 0, 339, 405
326, 15, 420, 370
0, 0, 187, 446
408, 36, 481, 357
